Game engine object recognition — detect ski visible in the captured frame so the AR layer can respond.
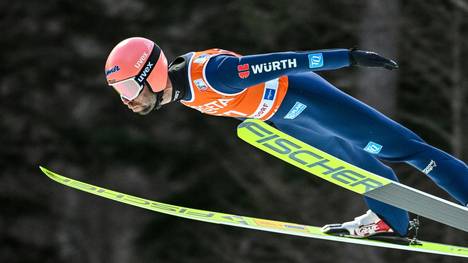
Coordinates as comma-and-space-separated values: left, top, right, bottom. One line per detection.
237, 119, 468, 232
40, 166, 468, 258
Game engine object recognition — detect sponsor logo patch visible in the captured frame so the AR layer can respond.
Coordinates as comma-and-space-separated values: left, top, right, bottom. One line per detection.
237, 63, 250, 79
251, 59, 297, 74
134, 52, 149, 69
251, 103, 270, 119
194, 78, 208, 91
136, 61, 154, 84
308, 53, 324, 68
173, 90, 181, 100
422, 160, 437, 175
284, 102, 307, 119
264, 88, 276, 100
105, 65, 120, 76
194, 54, 209, 64
364, 141, 383, 154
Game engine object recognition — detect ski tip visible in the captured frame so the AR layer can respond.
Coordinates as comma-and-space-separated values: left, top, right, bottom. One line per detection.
39, 165, 48, 173
39, 166, 57, 179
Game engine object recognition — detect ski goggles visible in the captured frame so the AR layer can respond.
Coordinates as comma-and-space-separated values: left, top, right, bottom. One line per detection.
111, 78, 145, 102
110, 47, 160, 101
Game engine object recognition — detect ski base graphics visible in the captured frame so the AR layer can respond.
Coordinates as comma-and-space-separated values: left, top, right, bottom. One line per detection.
40, 167, 468, 258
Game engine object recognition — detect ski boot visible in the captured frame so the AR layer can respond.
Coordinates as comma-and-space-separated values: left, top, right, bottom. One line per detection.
321, 210, 397, 238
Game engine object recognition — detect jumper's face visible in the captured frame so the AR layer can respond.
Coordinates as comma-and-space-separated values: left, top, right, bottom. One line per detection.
122, 84, 156, 115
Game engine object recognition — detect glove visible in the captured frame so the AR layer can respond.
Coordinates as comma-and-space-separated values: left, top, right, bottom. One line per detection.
349, 49, 399, 70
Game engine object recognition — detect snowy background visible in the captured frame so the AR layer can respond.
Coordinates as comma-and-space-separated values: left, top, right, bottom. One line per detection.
1, 0, 468, 262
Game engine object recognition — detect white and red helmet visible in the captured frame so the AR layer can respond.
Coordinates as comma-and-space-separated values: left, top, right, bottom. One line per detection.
105, 37, 168, 101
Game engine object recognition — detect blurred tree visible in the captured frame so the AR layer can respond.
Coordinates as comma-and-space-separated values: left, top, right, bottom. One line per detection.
356, 0, 400, 116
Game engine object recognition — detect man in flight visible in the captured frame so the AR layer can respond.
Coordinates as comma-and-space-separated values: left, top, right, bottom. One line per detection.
104, 37, 468, 239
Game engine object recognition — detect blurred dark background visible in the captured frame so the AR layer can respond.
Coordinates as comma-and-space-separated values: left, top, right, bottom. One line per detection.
1, 0, 468, 262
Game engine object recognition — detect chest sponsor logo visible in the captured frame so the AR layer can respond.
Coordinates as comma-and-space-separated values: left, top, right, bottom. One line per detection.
264, 88, 276, 100
194, 78, 208, 91
251, 59, 297, 74
364, 141, 383, 154
308, 53, 324, 68
237, 64, 250, 79
284, 102, 307, 119
193, 98, 234, 114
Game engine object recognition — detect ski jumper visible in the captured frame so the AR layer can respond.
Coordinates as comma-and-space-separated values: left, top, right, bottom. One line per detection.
168, 48, 468, 236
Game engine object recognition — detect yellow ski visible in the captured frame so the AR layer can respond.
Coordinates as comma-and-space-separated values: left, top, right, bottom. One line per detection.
39, 166, 468, 258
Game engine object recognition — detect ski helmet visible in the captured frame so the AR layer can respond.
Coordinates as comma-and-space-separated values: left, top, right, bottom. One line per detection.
105, 37, 168, 101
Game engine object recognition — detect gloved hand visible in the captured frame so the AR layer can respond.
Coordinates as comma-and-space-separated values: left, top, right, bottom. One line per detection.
349, 49, 399, 70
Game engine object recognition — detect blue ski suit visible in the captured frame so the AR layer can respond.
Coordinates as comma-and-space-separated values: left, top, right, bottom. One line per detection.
168, 48, 468, 236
